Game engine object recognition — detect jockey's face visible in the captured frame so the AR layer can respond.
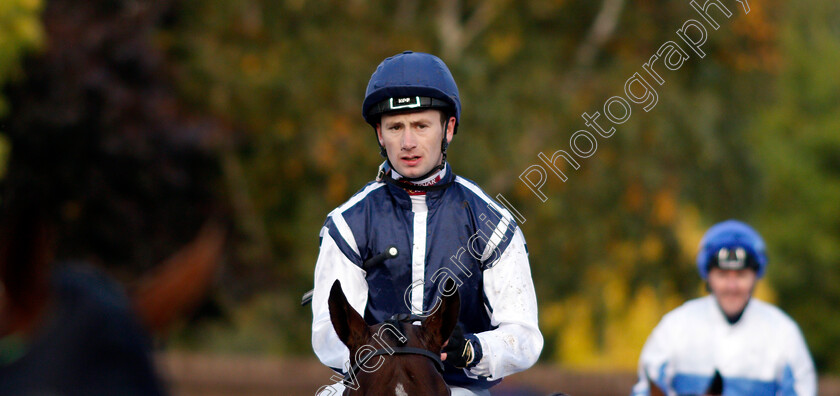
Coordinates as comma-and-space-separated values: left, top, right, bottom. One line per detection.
708, 267, 757, 317
376, 109, 455, 179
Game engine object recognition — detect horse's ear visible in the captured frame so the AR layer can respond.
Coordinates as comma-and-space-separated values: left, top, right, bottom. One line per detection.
328, 280, 370, 349
646, 370, 667, 396
131, 221, 225, 334
706, 369, 723, 395
422, 278, 460, 350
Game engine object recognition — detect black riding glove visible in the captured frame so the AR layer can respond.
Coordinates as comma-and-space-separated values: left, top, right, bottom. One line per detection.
442, 324, 482, 369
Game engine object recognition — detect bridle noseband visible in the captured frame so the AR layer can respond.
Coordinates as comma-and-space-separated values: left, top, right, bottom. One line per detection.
343, 314, 445, 384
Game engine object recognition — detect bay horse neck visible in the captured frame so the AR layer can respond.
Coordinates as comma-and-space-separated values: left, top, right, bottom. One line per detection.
346, 321, 449, 396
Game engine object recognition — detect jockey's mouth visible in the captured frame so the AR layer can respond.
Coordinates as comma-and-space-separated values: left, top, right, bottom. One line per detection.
400, 155, 422, 165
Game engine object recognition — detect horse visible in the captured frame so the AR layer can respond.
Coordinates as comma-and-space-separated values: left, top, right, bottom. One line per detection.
326, 279, 460, 395
648, 369, 723, 396
0, 180, 224, 395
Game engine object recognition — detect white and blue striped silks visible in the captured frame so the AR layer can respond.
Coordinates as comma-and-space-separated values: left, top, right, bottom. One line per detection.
632, 295, 816, 396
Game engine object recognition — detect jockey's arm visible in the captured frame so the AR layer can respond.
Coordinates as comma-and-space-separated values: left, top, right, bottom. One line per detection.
311, 224, 368, 372
469, 228, 544, 379
785, 323, 817, 396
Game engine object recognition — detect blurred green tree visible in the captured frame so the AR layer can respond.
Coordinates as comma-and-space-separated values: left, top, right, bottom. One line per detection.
751, 0, 840, 373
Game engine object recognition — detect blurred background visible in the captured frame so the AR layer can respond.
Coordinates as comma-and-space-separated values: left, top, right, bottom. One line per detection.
1, 0, 839, 394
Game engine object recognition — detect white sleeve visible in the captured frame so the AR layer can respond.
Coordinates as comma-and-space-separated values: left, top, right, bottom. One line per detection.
784, 323, 817, 396
469, 228, 544, 379
310, 225, 369, 371
631, 316, 676, 396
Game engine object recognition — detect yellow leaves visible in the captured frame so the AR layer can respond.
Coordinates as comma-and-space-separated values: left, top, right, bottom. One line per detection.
536, 200, 728, 371
652, 189, 676, 225
0, 0, 44, 116
0, 0, 44, 47
487, 33, 521, 64
311, 131, 338, 170
326, 173, 348, 205
753, 279, 777, 304
623, 183, 677, 225
331, 115, 352, 139
609, 233, 663, 266
675, 204, 705, 264
515, 176, 537, 199
546, 277, 684, 371
610, 241, 638, 269
540, 300, 566, 332
240, 53, 262, 76
639, 234, 663, 263
543, 296, 598, 367
14, 13, 41, 43
273, 119, 297, 142
0, 0, 39, 14
602, 286, 665, 371
20, 0, 41, 11
729, 0, 781, 72
310, 115, 363, 204
623, 181, 645, 212
601, 270, 627, 313
543, 226, 711, 371
732, 0, 775, 43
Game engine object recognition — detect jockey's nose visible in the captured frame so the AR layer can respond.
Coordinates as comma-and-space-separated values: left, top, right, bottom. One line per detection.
401, 130, 417, 151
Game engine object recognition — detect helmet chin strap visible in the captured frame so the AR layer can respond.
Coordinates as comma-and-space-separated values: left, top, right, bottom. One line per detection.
378, 118, 450, 183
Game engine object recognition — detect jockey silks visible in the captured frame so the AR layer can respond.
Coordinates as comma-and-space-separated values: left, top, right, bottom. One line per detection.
311, 164, 542, 388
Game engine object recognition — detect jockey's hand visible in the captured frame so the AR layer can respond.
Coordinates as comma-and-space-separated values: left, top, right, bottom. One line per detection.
441, 324, 477, 369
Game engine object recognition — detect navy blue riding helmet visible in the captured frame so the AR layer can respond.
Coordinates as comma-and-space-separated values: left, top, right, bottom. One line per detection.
362, 51, 461, 179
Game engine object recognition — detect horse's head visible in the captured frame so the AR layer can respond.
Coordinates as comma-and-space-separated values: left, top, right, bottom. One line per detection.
648, 369, 723, 396
328, 279, 460, 395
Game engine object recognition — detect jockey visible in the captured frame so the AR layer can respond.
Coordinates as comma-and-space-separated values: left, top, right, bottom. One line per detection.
310, 51, 543, 395
632, 220, 817, 396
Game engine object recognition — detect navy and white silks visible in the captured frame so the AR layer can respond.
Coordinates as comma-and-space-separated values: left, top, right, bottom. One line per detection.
310, 164, 543, 388
632, 295, 816, 396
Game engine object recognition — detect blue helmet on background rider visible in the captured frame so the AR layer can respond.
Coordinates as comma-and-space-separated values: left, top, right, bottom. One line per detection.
696, 220, 768, 280
362, 51, 461, 166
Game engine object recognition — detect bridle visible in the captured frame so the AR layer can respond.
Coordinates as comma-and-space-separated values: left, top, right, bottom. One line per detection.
343, 314, 445, 385
343, 347, 445, 384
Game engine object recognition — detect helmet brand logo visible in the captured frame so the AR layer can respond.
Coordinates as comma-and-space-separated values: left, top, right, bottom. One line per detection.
390, 96, 422, 110
717, 247, 747, 270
